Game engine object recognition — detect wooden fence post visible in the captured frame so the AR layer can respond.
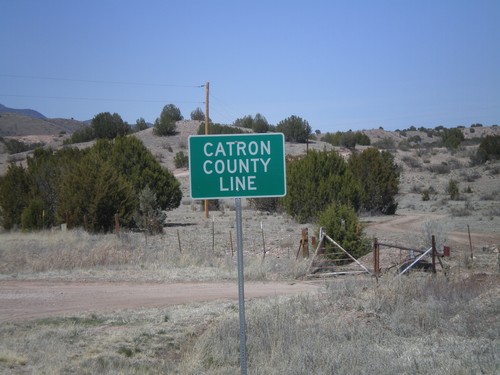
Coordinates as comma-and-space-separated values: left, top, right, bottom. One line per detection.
177, 229, 182, 253
229, 230, 234, 257
373, 237, 380, 276
431, 235, 436, 274
302, 228, 309, 258
261, 221, 266, 259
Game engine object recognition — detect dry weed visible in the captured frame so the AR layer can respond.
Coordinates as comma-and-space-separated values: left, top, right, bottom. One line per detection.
182, 275, 500, 374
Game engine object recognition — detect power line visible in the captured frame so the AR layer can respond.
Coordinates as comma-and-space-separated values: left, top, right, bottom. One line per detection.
0, 74, 205, 88
209, 91, 244, 124
0, 93, 204, 104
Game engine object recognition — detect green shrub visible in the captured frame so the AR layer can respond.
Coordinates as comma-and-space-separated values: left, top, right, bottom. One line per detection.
446, 179, 460, 200
65, 126, 95, 144
321, 131, 370, 148
97, 137, 182, 211
153, 118, 177, 136
477, 135, 500, 163
348, 148, 399, 214
57, 155, 137, 232
0, 163, 30, 229
197, 122, 245, 135
3, 139, 44, 154
372, 137, 396, 150
441, 127, 464, 149
276, 115, 311, 143
91, 112, 130, 139
421, 189, 430, 201
134, 117, 148, 132
134, 186, 165, 234
317, 203, 369, 261
66, 112, 130, 144
283, 150, 363, 223
153, 104, 182, 136
190, 107, 205, 121
233, 113, 269, 133
174, 151, 189, 168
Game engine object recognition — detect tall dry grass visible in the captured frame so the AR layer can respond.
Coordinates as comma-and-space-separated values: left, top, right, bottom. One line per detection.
0, 229, 308, 281
181, 275, 500, 374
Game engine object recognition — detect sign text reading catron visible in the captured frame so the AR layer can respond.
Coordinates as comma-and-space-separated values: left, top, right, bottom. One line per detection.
202, 140, 271, 192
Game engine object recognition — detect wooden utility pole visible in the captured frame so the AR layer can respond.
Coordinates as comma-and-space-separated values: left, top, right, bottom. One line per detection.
204, 81, 210, 219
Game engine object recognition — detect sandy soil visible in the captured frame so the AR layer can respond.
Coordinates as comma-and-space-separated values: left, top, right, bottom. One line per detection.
0, 280, 319, 323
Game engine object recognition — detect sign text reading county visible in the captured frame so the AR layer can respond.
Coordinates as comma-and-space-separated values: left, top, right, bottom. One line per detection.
202, 139, 271, 192
189, 133, 286, 199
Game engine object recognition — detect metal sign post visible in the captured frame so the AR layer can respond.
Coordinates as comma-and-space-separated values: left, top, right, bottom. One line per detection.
188, 133, 286, 374
235, 197, 247, 374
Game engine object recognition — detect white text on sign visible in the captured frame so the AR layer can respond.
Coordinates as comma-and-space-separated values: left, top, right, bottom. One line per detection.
203, 140, 271, 192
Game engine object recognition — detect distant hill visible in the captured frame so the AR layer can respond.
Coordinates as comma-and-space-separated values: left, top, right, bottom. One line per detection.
0, 103, 46, 119
0, 112, 86, 137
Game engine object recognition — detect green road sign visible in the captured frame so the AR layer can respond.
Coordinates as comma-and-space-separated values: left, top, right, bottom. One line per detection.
189, 133, 286, 199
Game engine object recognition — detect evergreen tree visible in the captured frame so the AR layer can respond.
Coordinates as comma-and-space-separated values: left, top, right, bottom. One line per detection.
252, 113, 269, 133
478, 135, 500, 162
276, 115, 311, 143
94, 137, 182, 211
135, 117, 148, 132
92, 112, 130, 139
283, 150, 363, 223
190, 107, 205, 121
134, 186, 166, 234
317, 203, 369, 262
0, 164, 30, 229
348, 148, 399, 214
57, 153, 136, 232
153, 104, 183, 136
26, 147, 83, 228
441, 128, 464, 150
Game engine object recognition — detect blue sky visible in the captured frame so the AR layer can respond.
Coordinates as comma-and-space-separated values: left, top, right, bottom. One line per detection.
1, 0, 499, 132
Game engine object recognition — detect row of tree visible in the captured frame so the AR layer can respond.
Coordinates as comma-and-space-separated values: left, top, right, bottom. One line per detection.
66, 103, 314, 146
232, 114, 312, 143
0, 137, 181, 232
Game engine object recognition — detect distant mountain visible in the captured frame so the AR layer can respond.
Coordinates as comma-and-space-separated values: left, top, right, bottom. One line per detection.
0, 112, 86, 137
0, 103, 46, 119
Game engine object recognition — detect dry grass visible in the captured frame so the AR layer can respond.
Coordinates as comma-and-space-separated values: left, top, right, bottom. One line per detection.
0, 300, 238, 374
182, 275, 500, 374
0, 229, 308, 282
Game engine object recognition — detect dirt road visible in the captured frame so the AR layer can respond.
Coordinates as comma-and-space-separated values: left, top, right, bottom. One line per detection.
0, 280, 319, 323
364, 213, 500, 248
